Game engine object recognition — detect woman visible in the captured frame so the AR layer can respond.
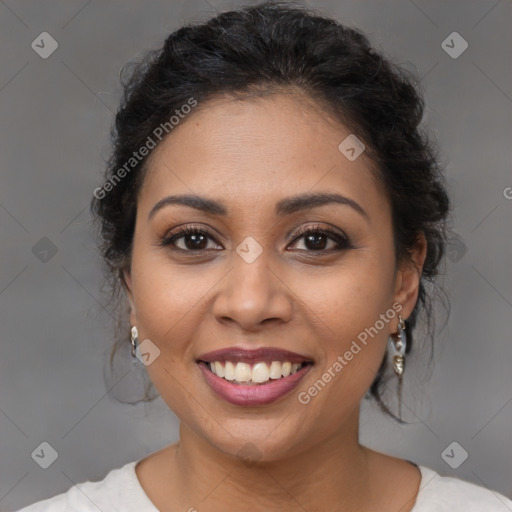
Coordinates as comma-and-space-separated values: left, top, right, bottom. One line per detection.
16, 2, 512, 511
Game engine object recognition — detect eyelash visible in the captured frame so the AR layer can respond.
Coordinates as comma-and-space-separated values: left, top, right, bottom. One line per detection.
158, 224, 352, 253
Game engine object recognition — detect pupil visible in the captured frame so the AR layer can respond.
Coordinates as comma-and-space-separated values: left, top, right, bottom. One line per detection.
306, 234, 326, 250
187, 234, 206, 250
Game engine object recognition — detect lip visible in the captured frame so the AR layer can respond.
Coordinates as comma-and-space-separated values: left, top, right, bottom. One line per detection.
197, 360, 313, 406
196, 347, 313, 365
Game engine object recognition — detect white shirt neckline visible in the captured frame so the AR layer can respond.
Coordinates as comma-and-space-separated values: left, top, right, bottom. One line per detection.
122, 460, 445, 511
19, 458, 512, 511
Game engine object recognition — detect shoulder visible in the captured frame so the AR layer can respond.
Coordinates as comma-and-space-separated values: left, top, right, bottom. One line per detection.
13, 460, 158, 512
413, 465, 512, 511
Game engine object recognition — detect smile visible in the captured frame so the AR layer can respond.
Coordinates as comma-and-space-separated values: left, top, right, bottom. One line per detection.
196, 347, 314, 406
206, 360, 309, 384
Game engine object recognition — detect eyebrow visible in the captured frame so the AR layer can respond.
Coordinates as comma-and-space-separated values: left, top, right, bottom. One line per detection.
148, 192, 369, 221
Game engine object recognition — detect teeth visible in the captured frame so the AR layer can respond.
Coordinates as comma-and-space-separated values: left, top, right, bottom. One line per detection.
291, 363, 301, 374
207, 361, 305, 384
234, 362, 252, 382
224, 361, 236, 381
214, 361, 224, 378
252, 362, 270, 383
269, 361, 282, 379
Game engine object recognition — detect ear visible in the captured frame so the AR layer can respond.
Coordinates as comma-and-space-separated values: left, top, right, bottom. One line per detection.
121, 265, 137, 327
393, 232, 427, 320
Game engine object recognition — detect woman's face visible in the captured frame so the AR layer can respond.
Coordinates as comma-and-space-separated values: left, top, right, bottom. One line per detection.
124, 92, 423, 462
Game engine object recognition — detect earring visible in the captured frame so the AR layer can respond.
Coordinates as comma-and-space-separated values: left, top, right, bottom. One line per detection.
130, 326, 139, 359
389, 314, 406, 420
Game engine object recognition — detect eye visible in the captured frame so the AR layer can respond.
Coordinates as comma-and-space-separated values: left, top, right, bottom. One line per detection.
158, 225, 223, 252
288, 225, 352, 252
158, 224, 352, 253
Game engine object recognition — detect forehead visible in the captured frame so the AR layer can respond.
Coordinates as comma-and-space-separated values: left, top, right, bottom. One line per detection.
139, 92, 388, 219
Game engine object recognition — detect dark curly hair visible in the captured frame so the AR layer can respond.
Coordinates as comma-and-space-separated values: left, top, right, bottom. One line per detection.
90, 1, 450, 421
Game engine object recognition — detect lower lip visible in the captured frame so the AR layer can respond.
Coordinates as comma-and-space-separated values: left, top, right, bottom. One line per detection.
197, 362, 313, 406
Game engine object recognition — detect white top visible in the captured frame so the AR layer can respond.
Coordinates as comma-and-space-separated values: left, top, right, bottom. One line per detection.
14, 460, 512, 511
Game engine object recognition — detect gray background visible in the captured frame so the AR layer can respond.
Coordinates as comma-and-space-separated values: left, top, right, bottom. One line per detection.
1, 0, 511, 509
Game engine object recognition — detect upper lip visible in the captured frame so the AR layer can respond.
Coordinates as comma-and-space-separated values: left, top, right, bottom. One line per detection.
197, 347, 314, 365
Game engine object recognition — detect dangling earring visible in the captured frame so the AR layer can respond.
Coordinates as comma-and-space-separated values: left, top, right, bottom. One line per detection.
389, 314, 406, 420
130, 326, 139, 359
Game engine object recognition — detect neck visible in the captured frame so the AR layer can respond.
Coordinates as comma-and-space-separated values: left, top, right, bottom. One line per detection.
168, 409, 372, 511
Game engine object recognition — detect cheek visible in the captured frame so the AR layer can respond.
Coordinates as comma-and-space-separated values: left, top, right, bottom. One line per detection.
300, 252, 395, 338
130, 245, 216, 348
293, 294, 392, 434
295, 255, 395, 397
128, 246, 227, 411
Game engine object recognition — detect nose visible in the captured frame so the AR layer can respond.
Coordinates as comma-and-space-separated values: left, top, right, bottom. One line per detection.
211, 251, 293, 332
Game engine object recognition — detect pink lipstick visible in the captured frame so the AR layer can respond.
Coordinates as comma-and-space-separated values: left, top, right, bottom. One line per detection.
196, 347, 314, 406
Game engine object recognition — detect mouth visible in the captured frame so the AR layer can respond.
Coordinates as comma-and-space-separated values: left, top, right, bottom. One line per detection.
196, 347, 314, 406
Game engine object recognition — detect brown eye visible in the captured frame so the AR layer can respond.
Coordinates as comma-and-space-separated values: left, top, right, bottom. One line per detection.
289, 226, 352, 252
159, 226, 223, 252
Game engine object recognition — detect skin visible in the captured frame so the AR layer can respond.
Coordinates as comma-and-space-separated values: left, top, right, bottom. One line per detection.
123, 90, 427, 511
